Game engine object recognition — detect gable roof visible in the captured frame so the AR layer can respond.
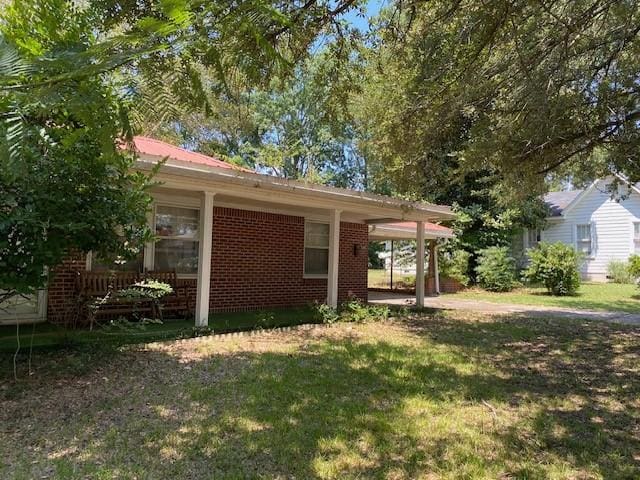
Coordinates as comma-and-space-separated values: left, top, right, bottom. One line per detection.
132, 136, 251, 172
544, 190, 583, 217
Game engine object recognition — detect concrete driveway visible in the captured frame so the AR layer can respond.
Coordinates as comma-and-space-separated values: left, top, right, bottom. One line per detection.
368, 290, 640, 326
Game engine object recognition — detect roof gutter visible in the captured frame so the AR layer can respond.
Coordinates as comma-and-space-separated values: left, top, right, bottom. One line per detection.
135, 157, 456, 222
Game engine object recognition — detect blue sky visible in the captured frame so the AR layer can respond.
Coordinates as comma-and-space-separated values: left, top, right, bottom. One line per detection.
342, 0, 385, 32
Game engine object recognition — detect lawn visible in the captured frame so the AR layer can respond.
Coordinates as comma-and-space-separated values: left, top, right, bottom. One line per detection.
368, 268, 415, 289
2, 310, 639, 479
446, 282, 640, 313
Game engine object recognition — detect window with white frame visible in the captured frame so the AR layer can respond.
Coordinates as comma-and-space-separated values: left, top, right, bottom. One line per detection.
304, 222, 329, 276
0, 290, 46, 321
526, 228, 542, 249
154, 205, 200, 274
576, 223, 592, 256
634, 222, 640, 253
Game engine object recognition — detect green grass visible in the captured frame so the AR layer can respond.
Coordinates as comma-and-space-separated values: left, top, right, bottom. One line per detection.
0, 307, 316, 353
368, 268, 415, 289
446, 282, 640, 313
2, 310, 639, 479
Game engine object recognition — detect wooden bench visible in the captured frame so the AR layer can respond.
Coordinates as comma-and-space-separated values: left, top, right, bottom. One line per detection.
76, 271, 157, 327
143, 270, 191, 319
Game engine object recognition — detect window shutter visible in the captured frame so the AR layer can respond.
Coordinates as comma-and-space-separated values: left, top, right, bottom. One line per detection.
590, 221, 596, 256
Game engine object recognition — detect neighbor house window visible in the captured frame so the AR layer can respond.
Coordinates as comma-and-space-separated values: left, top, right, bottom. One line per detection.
304, 222, 329, 276
526, 229, 541, 249
154, 205, 200, 274
576, 224, 592, 256
634, 222, 640, 253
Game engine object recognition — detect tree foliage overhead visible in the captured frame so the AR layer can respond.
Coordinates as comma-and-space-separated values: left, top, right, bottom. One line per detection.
149, 49, 367, 188
357, 0, 640, 194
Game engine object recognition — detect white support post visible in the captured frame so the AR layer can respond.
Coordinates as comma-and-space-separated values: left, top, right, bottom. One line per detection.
416, 221, 425, 308
143, 206, 155, 272
195, 191, 215, 326
434, 244, 440, 294
327, 209, 341, 308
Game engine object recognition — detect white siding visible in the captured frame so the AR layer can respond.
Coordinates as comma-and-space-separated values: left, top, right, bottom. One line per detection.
542, 179, 640, 280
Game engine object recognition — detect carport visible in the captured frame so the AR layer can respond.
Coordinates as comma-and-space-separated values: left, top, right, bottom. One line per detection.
368, 222, 455, 307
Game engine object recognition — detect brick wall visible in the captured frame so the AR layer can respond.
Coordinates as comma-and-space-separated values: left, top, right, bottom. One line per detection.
207, 207, 368, 312
46, 207, 369, 322
47, 251, 86, 324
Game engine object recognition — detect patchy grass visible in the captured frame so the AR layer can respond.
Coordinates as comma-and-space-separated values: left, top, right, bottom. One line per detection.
2, 311, 639, 478
447, 282, 640, 313
0, 307, 317, 353
368, 268, 415, 289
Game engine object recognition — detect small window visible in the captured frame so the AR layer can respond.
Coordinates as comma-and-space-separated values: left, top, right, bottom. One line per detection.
634, 222, 640, 253
527, 229, 541, 249
576, 224, 592, 256
304, 222, 329, 276
0, 290, 45, 321
154, 205, 200, 274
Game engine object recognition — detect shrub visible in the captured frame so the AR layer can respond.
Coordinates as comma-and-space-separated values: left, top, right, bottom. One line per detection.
523, 242, 581, 296
117, 280, 173, 300
312, 301, 339, 324
607, 260, 634, 284
340, 297, 390, 323
440, 249, 471, 286
628, 254, 640, 280
474, 247, 518, 292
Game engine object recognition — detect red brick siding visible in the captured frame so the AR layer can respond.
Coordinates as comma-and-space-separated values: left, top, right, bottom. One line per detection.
46, 207, 369, 322
47, 251, 86, 324
207, 207, 368, 312
338, 220, 369, 303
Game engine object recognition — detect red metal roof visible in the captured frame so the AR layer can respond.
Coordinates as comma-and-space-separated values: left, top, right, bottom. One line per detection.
389, 221, 454, 235
132, 136, 251, 172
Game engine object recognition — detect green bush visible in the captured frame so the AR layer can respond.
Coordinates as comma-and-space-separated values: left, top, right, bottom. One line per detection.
523, 242, 581, 296
340, 297, 390, 323
474, 247, 518, 292
311, 301, 339, 324
628, 254, 640, 280
606, 260, 634, 284
439, 249, 471, 286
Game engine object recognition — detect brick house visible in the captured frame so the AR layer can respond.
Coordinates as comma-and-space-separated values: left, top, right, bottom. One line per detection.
4, 137, 454, 326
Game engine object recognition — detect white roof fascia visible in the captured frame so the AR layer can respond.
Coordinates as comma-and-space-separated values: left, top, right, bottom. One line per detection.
559, 180, 599, 217
135, 157, 455, 222
368, 224, 455, 241
613, 172, 640, 196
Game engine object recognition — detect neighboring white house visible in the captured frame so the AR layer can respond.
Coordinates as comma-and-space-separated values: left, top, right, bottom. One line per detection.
515, 178, 640, 281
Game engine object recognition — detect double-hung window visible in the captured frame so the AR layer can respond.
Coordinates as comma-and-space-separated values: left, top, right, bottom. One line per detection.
576, 224, 592, 256
304, 222, 329, 277
154, 205, 200, 274
634, 222, 640, 254
526, 229, 542, 249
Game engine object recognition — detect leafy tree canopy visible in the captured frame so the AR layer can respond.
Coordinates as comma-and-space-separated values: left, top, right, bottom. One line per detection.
147, 48, 367, 188
356, 0, 640, 195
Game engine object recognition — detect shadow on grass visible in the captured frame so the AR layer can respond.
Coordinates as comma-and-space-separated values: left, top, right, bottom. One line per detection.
405, 313, 640, 478
1, 312, 639, 479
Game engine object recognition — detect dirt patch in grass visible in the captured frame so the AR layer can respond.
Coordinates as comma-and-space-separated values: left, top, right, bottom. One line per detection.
2, 312, 639, 479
